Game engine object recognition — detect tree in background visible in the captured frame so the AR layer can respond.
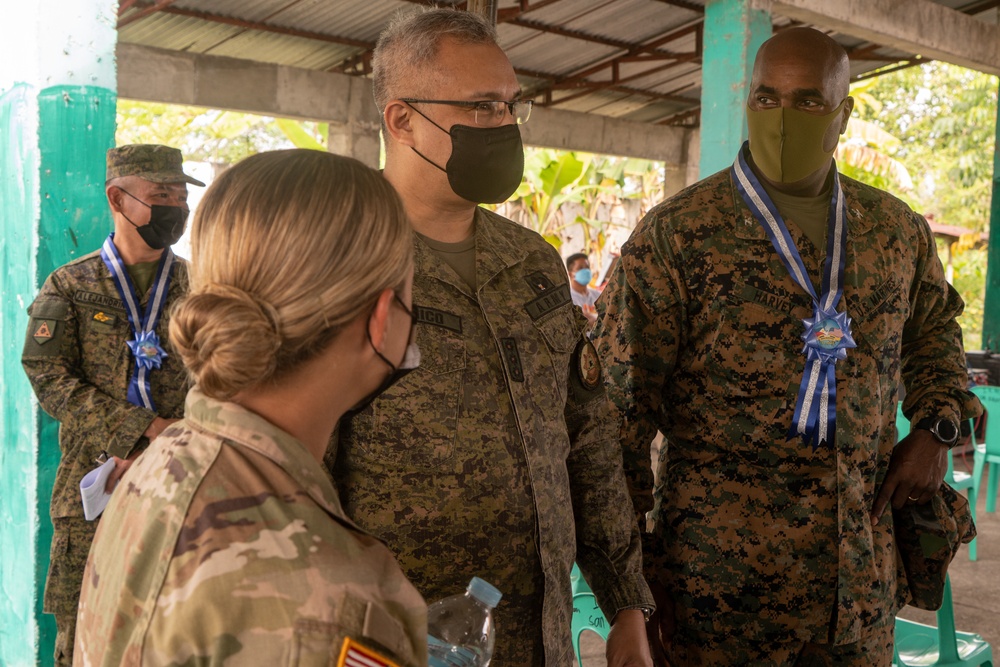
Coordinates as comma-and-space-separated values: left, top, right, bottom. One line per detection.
497, 148, 665, 279
116, 101, 327, 175
841, 62, 998, 350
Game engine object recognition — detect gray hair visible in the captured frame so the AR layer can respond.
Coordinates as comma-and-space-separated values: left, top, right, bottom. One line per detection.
372, 8, 500, 115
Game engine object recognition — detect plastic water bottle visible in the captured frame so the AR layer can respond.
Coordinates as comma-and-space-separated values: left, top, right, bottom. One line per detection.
426, 577, 502, 667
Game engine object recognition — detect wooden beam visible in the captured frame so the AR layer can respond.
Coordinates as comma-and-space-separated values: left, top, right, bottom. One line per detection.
758, 0, 1000, 75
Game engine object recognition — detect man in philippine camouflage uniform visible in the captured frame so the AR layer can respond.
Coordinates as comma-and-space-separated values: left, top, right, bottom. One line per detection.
593, 27, 981, 666
325, 8, 654, 666
21, 144, 200, 665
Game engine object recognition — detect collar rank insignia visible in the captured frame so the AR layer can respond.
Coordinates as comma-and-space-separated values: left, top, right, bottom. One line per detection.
337, 638, 399, 667
33, 320, 55, 345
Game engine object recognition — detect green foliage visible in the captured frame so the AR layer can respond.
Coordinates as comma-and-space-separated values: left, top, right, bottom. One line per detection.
115, 100, 328, 164
506, 147, 664, 257
845, 63, 998, 349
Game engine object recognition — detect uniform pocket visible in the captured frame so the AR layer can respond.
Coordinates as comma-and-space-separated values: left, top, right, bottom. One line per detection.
369, 325, 466, 470
705, 299, 799, 401
286, 597, 410, 667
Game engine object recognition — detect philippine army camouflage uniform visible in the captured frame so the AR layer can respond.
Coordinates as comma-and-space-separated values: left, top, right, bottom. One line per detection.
328, 208, 652, 666
593, 166, 981, 652
75, 388, 429, 666
21, 250, 189, 663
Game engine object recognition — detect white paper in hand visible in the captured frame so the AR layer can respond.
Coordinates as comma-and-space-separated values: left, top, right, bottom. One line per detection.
80, 459, 117, 521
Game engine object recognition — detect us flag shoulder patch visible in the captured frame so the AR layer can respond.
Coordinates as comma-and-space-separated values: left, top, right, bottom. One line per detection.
337, 637, 399, 667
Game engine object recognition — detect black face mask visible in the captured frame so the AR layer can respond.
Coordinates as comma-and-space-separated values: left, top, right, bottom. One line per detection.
343, 296, 422, 420
119, 189, 188, 250
407, 104, 525, 204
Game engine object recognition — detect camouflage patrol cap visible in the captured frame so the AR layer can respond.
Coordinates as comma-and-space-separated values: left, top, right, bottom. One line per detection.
106, 144, 205, 186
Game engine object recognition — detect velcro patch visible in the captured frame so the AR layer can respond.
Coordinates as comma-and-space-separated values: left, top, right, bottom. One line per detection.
524, 271, 555, 295
32, 319, 56, 345
74, 290, 126, 313
337, 637, 398, 667
92, 311, 118, 326
414, 305, 462, 333
501, 337, 524, 382
524, 284, 571, 320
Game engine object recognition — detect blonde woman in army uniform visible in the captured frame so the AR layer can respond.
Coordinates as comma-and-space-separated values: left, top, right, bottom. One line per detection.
74, 150, 427, 666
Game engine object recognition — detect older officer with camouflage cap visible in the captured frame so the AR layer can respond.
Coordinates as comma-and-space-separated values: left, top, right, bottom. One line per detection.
327, 8, 654, 667
594, 28, 981, 665
22, 143, 202, 665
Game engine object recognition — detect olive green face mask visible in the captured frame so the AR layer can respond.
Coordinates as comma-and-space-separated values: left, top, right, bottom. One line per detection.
746, 100, 847, 183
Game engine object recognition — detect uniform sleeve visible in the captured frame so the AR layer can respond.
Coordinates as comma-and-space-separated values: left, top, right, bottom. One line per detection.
21, 273, 156, 460
591, 224, 684, 587
564, 304, 654, 619
899, 210, 982, 425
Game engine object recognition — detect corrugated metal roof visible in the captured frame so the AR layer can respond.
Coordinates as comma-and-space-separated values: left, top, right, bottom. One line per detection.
116, 0, 999, 128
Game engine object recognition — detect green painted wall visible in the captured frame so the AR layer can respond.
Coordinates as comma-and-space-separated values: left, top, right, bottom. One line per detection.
699, 0, 771, 178
983, 79, 1000, 352
0, 83, 115, 665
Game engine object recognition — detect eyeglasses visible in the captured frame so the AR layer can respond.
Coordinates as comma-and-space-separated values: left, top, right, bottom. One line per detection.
400, 98, 533, 126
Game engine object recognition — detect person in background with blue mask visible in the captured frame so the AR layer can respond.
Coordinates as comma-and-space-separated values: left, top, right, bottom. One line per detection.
566, 252, 602, 323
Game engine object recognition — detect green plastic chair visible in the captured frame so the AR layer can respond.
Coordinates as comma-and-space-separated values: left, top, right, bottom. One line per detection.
570, 563, 610, 665
970, 385, 1000, 514
894, 576, 993, 666
895, 403, 980, 560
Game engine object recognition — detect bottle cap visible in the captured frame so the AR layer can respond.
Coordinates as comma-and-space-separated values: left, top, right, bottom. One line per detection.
467, 577, 502, 608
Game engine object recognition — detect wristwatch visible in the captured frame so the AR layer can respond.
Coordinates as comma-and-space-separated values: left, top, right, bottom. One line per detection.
913, 416, 961, 447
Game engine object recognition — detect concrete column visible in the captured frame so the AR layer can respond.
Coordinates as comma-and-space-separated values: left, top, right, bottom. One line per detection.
327, 76, 381, 169
982, 79, 1000, 352
0, 1, 117, 663
698, 0, 771, 178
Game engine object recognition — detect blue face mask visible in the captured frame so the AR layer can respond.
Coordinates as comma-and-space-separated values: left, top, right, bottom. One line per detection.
573, 268, 592, 286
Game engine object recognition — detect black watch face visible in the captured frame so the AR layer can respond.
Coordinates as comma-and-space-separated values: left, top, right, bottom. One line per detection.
937, 419, 959, 443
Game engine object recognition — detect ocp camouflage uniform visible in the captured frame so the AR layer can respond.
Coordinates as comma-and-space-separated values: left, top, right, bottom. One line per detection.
327, 208, 653, 666
75, 388, 429, 667
593, 168, 981, 653
21, 252, 189, 663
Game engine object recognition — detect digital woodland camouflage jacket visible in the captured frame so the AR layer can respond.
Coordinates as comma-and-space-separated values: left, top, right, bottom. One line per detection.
328, 208, 652, 666
22, 249, 189, 520
76, 389, 428, 667
594, 167, 981, 645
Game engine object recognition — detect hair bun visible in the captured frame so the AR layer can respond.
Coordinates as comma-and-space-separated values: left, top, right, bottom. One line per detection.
169, 285, 283, 399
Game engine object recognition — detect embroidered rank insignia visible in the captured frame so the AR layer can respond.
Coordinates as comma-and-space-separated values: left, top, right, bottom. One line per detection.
577, 340, 602, 390
93, 311, 115, 324
337, 637, 399, 667
32, 320, 55, 345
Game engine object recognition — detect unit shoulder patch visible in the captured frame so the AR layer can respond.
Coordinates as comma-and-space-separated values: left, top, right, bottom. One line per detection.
577, 339, 602, 390
32, 320, 56, 345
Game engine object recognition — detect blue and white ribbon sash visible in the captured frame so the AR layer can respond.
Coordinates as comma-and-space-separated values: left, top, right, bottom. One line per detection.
731, 142, 856, 448
100, 234, 174, 411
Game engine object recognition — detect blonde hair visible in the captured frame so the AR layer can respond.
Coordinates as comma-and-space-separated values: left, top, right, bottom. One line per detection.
169, 149, 413, 399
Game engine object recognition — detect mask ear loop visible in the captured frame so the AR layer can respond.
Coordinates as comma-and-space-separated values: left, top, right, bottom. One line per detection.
403, 101, 451, 174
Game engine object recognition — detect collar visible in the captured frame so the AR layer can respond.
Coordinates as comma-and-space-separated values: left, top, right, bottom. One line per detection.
183, 387, 352, 524
729, 166, 876, 241
414, 207, 528, 295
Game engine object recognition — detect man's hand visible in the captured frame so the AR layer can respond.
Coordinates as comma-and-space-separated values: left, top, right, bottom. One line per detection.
606, 609, 653, 667
871, 429, 948, 525
644, 583, 674, 667
104, 453, 139, 493
143, 416, 179, 441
